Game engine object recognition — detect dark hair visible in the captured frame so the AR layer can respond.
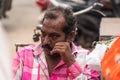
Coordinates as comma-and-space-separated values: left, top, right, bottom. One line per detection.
74, 12, 101, 49
41, 6, 76, 36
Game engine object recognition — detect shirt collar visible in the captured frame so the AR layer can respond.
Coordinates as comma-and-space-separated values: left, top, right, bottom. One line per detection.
33, 43, 43, 56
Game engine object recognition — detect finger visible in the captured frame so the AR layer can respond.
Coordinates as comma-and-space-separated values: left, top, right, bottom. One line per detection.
55, 42, 68, 46
50, 48, 61, 55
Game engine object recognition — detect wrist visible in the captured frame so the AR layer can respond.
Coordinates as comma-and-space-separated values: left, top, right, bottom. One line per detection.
66, 58, 75, 67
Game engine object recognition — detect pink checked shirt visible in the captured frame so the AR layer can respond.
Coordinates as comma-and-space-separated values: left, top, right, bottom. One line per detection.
12, 43, 100, 80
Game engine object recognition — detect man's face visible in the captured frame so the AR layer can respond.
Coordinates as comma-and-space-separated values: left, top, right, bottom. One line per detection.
41, 16, 67, 55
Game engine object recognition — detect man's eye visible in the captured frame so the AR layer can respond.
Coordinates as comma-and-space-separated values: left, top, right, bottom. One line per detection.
51, 34, 59, 39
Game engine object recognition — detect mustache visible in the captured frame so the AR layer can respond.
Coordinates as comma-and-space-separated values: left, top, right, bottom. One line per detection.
42, 44, 53, 50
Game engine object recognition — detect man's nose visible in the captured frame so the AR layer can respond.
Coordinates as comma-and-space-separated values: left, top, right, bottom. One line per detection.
43, 35, 51, 44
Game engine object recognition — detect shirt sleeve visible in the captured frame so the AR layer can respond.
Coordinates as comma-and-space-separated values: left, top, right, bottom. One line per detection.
12, 50, 24, 80
67, 61, 100, 80
67, 61, 82, 79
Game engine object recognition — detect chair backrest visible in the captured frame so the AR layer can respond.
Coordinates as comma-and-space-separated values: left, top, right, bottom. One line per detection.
15, 43, 31, 52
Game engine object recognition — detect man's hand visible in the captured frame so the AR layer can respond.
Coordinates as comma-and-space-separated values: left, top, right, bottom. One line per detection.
50, 42, 75, 66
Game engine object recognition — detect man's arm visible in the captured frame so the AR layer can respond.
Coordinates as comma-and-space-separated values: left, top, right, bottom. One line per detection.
50, 42, 100, 79
67, 61, 100, 79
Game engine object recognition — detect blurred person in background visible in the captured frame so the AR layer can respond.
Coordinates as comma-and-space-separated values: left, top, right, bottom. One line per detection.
0, 0, 13, 18
0, 0, 5, 18
12, 6, 100, 80
74, 11, 103, 50
0, 22, 12, 79
73, 11, 106, 79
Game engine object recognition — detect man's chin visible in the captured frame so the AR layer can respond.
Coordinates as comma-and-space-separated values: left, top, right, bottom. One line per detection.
50, 53, 60, 57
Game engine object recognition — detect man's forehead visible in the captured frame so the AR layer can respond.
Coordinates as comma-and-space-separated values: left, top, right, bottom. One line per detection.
43, 16, 65, 28
41, 25, 62, 32
41, 27, 63, 35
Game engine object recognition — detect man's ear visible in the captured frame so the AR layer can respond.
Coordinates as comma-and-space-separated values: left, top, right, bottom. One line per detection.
67, 31, 76, 42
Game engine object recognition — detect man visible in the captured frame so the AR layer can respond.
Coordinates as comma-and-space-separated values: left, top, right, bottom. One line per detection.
12, 6, 100, 80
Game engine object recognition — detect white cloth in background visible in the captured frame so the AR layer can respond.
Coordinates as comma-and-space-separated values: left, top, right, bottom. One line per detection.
86, 43, 108, 71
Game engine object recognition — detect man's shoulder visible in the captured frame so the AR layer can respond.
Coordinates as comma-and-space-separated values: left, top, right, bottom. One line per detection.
18, 44, 35, 52
16, 44, 36, 56
16, 43, 43, 56
72, 43, 89, 54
